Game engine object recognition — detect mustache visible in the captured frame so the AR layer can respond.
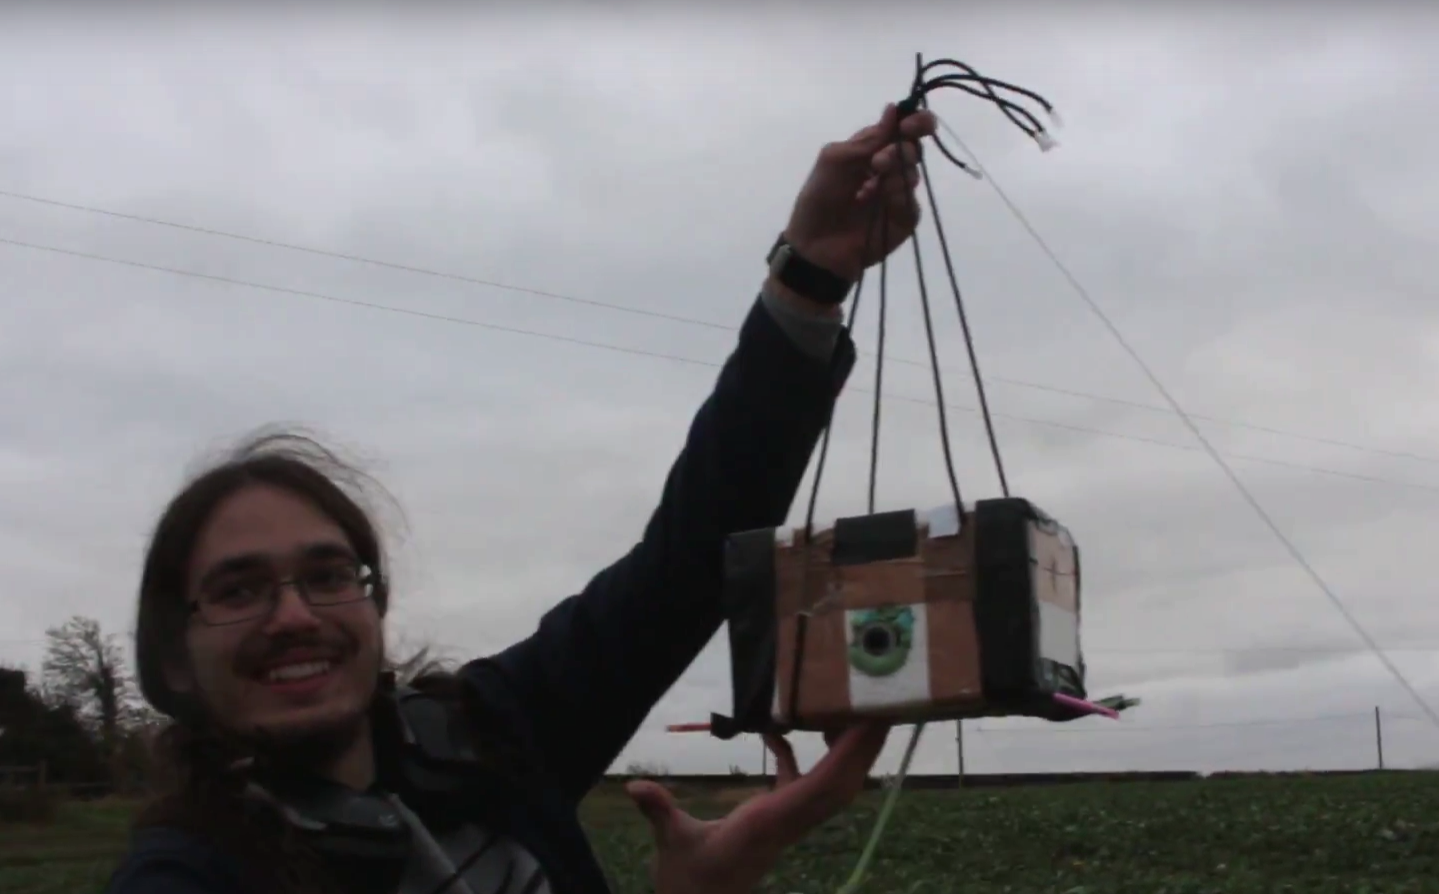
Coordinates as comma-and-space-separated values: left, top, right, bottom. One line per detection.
235, 628, 358, 674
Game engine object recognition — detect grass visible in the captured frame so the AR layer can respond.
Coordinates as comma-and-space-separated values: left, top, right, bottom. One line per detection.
4, 773, 1439, 893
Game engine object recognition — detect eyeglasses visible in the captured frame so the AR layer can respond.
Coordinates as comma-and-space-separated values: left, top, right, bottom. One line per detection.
189, 560, 377, 627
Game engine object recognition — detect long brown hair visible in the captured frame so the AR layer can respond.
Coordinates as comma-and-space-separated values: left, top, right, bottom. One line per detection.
134, 430, 396, 723
127, 430, 457, 893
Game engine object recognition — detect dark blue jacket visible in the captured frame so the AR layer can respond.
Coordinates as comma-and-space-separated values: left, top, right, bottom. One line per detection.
105, 295, 857, 894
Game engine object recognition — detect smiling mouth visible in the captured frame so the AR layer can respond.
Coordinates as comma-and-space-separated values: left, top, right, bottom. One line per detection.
262, 660, 334, 684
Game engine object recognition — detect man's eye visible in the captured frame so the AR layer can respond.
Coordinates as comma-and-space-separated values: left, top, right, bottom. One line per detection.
213, 581, 266, 604
304, 565, 356, 592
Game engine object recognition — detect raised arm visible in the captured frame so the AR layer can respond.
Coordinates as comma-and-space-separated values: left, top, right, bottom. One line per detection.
461, 104, 938, 802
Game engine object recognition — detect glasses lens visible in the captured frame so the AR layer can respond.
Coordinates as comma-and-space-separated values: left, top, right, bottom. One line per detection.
197, 578, 273, 625
299, 562, 369, 606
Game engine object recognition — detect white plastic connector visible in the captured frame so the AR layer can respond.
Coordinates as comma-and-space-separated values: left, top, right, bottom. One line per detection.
966, 166, 984, 180
1035, 130, 1059, 152
1047, 108, 1064, 130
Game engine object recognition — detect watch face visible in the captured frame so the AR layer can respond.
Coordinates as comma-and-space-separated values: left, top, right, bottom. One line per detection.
768, 243, 792, 275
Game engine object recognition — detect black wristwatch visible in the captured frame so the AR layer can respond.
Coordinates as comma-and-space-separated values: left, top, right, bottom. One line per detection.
766, 234, 853, 306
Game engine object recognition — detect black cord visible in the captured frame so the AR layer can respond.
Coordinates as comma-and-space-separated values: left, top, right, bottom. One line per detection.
914, 152, 1007, 497
900, 51, 1057, 495
800, 268, 868, 543
918, 57, 1058, 134
899, 57, 1060, 177
925, 77, 1043, 137
922, 63, 1054, 124
868, 183, 891, 515
911, 133, 1009, 494
789, 208, 883, 728
908, 179, 968, 511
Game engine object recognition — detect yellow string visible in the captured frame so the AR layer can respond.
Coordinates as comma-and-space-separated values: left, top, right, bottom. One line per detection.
835, 721, 926, 894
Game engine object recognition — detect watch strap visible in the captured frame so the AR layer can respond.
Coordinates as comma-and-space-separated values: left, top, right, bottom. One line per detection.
766, 235, 852, 306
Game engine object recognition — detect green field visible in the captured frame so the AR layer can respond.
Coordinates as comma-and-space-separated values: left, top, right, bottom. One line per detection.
4, 773, 1439, 893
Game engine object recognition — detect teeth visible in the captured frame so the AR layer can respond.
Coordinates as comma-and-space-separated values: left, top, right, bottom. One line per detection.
266, 661, 331, 683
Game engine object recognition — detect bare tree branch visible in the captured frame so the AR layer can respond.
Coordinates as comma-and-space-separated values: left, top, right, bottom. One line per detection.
41, 616, 139, 748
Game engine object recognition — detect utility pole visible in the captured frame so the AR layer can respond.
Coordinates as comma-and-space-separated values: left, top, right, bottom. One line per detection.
956, 720, 966, 787
1375, 706, 1385, 770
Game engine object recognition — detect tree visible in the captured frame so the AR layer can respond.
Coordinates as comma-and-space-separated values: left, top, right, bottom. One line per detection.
41, 616, 140, 783
0, 664, 106, 786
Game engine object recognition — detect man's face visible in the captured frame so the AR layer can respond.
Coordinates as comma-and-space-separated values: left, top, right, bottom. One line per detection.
175, 483, 384, 761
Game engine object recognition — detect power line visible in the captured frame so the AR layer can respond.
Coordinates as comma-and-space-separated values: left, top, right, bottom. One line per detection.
0, 236, 717, 369
0, 191, 736, 333
941, 119, 1439, 728
972, 709, 1427, 734
2, 235, 1436, 497
3, 187, 1435, 468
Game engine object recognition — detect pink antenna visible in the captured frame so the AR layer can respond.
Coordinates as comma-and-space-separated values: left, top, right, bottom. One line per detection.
1053, 692, 1119, 719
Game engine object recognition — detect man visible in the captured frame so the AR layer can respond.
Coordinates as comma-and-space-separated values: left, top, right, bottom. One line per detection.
106, 103, 937, 894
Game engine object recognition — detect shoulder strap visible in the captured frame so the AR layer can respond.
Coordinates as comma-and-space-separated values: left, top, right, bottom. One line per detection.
394, 685, 485, 767
389, 685, 509, 821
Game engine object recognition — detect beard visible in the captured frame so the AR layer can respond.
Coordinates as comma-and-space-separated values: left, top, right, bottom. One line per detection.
247, 707, 371, 776
219, 624, 381, 780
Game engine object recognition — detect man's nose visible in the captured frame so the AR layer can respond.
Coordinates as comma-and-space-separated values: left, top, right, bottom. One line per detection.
261, 582, 323, 634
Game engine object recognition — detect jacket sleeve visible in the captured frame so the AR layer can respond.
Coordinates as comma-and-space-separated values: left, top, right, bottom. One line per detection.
104, 831, 248, 894
461, 293, 856, 803
105, 860, 240, 894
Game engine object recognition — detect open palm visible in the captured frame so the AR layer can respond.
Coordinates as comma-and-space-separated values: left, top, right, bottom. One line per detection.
626, 724, 890, 894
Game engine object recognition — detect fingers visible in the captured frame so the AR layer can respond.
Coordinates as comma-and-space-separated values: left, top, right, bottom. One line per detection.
824, 103, 912, 168
806, 722, 891, 796
626, 780, 681, 847
821, 106, 936, 215
754, 722, 892, 832
762, 732, 801, 788
899, 109, 939, 140
841, 103, 901, 154
854, 132, 924, 205
872, 139, 922, 174
849, 105, 937, 151
720, 722, 893, 857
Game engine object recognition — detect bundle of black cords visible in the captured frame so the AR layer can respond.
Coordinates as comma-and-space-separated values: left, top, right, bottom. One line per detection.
901, 55, 1062, 172
785, 53, 1060, 894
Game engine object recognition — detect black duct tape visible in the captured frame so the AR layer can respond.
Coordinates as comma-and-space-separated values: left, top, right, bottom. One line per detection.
716, 526, 781, 738
972, 497, 1087, 715
831, 508, 919, 565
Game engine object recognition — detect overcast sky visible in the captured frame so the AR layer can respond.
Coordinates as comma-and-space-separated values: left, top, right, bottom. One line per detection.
3, 4, 1439, 777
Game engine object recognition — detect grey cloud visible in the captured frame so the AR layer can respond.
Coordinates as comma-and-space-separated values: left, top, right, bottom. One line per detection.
2, 5, 1438, 776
